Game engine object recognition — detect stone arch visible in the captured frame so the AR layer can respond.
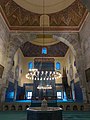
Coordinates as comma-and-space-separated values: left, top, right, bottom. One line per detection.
1, 33, 36, 102
1, 32, 87, 103
3, 33, 78, 84
53, 34, 85, 83
53, 33, 87, 102
2, 33, 36, 83
53, 34, 77, 56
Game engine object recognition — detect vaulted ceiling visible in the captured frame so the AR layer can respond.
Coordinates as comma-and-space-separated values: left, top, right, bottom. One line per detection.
20, 41, 69, 57
0, 0, 88, 31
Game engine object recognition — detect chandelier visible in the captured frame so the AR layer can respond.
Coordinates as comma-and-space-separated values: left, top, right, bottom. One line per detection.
26, 69, 62, 81
25, 0, 62, 89
37, 85, 52, 90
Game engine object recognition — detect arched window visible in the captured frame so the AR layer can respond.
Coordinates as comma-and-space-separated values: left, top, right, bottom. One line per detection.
28, 62, 33, 69
42, 47, 47, 54
56, 62, 61, 70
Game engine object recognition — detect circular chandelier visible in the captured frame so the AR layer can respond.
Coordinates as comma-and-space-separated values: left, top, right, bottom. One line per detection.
26, 69, 62, 80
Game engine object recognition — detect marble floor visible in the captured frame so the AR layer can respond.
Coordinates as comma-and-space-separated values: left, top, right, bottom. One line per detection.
0, 111, 90, 120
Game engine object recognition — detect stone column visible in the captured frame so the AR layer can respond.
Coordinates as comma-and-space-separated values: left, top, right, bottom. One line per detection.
0, 84, 7, 102
14, 80, 17, 101
1, 44, 17, 102
81, 87, 88, 103
75, 47, 88, 102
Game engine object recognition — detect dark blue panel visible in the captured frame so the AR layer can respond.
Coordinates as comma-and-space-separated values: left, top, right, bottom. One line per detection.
5, 82, 14, 102
74, 81, 83, 102
34, 62, 54, 71
16, 86, 25, 100
5, 81, 25, 102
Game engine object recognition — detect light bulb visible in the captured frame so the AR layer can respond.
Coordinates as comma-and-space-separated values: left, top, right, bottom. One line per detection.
50, 71, 52, 74
42, 71, 44, 74
53, 71, 55, 74
50, 78, 51, 80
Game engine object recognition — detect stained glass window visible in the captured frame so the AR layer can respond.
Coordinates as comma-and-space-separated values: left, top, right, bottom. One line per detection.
28, 62, 33, 69
42, 47, 47, 54
56, 62, 61, 70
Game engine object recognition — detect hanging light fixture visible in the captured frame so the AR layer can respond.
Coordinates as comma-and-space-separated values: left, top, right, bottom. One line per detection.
25, 0, 62, 86
26, 69, 62, 81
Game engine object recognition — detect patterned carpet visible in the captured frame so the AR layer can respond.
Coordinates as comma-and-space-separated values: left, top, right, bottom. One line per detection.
0, 111, 90, 120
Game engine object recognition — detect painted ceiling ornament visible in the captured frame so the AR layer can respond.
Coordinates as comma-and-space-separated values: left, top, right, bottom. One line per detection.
0, 0, 88, 31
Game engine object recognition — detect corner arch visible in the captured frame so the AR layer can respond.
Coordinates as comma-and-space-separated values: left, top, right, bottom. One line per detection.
53, 33, 86, 85
53, 35, 76, 56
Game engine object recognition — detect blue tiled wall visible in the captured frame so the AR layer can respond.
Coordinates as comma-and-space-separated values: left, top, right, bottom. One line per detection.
5, 81, 25, 102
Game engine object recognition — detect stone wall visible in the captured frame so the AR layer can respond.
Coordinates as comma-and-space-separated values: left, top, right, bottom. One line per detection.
80, 13, 90, 102
0, 14, 9, 68
0, 14, 9, 83
0, 14, 9, 101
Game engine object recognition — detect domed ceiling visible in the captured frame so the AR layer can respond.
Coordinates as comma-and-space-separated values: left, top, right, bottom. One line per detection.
0, 0, 88, 31
30, 35, 60, 46
13, 0, 75, 14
